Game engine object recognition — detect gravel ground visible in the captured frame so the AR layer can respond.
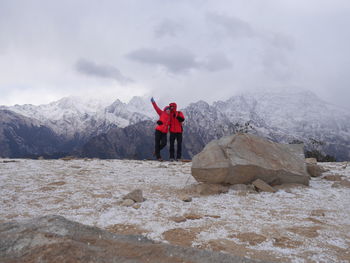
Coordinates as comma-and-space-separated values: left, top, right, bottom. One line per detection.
0, 159, 349, 263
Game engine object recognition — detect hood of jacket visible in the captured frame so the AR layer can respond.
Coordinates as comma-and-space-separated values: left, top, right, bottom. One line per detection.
169, 102, 177, 111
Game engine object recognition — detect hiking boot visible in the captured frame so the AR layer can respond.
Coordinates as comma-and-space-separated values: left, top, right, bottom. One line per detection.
169, 158, 175, 162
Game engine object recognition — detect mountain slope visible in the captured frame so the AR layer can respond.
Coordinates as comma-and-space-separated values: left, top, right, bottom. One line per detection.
0, 110, 67, 158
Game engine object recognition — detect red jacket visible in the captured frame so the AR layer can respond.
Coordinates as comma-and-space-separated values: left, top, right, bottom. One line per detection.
152, 102, 170, 133
169, 102, 185, 133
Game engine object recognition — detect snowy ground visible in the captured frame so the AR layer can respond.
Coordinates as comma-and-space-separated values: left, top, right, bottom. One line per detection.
0, 159, 349, 263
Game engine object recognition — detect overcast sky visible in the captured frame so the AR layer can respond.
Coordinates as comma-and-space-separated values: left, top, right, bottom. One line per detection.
0, 0, 349, 108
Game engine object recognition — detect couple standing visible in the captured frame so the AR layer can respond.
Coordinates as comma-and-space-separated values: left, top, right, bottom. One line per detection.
151, 97, 185, 161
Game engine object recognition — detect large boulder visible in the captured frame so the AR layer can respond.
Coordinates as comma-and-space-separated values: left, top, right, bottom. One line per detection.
191, 133, 309, 186
0, 215, 263, 263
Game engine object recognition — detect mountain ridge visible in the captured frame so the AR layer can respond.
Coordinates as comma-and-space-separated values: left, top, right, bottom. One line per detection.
1, 89, 349, 160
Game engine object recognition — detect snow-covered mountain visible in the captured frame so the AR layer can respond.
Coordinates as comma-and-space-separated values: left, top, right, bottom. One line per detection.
1, 89, 349, 160
183, 89, 350, 160
1, 96, 153, 139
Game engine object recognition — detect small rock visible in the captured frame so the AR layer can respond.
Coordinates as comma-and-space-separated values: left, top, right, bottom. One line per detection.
133, 203, 141, 209
180, 195, 192, 202
230, 184, 248, 191
170, 216, 187, 223
123, 189, 144, 203
252, 179, 277, 193
323, 175, 343, 181
305, 158, 317, 164
121, 199, 135, 207
196, 183, 229, 196
38, 156, 44, 160
306, 163, 324, 177
60, 156, 75, 161
311, 209, 326, 217
184, 213, 203, 220
332, 180, 350, 188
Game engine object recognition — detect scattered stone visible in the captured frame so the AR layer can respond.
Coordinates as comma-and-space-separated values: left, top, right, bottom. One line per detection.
184, 213, 203, 220
332, 180, 350, 188
39, 186, 56, 192
123, 189, 144, 203
170, 216, 187, 223
132, 203, 141, 209
37, 156, 44, 160
2, 160, 18, 163
306, 163, 324, 177
180, 195, 192, 202
60, 156, 75, 161
121, 199, 135, 207
305, 158, 317, 164
192, 133, 309, 186
230, 184, 248, 191
48, 181, 66, 186
252, 179, 277, 193
310, 209, 326, 217
323, 175, 343, 181
196, 183, 229, 196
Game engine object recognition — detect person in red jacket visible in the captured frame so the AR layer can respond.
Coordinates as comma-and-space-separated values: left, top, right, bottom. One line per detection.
169, 102, 185, 161
151, 97, 170, 161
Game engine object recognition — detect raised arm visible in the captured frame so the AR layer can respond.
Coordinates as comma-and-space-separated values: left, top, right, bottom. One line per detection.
151, 97, 162, 116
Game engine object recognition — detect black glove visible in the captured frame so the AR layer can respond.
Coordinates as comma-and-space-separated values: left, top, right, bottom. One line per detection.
176, 116, 184, 122
157, 120, 163, 125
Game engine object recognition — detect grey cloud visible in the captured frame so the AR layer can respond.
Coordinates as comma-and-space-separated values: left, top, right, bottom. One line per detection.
202, 53, 233, 71
207, 13, 256, 39
154, 19, 184, 38
207, 13, 294, 51
127, 47, 199, 73
127, 48, 232, 73
75, 59, 132, 84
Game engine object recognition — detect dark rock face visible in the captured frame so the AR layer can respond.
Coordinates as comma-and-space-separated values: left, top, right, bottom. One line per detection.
0, 110, 67, 158
80, 120, 157, 159
80, 120, 191, 160
0, 215, 265, 263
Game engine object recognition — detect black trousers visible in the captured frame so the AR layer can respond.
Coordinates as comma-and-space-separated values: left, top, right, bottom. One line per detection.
169, 132, 183, 159
155, 130, 167, 159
